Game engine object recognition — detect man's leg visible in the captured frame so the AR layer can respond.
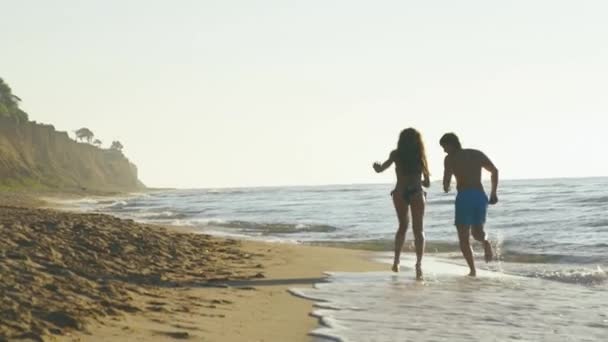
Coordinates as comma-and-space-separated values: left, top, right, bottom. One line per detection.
457, 225, 476, 276
472, 225, 493, 263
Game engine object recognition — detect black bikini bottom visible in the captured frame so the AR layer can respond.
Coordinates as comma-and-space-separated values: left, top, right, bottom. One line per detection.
391, 186, 425, 204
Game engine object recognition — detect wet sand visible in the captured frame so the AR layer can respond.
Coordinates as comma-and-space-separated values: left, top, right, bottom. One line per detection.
0, 200, 383, 341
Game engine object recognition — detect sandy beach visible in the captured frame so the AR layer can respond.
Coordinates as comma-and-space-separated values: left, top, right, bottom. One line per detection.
0, 195, 384, 342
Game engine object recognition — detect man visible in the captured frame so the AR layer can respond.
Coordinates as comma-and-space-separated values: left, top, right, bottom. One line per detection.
440, 133, 499, 276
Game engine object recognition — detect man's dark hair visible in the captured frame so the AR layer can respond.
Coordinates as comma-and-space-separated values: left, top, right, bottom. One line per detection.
439, 133, 462, 149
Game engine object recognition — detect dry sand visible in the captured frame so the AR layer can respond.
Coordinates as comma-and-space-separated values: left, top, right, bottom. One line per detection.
0, 202, 384, 342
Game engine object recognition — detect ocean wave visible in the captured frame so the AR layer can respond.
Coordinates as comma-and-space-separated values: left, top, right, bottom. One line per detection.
104, 200, 129, 209
204, 189, 249, 195
426, 199, 455, 205
582, 220, 608, 228
574, 195, 608, 204
139, 211, 189, 220
303, 188, 366, 194
503, 207, 561, 214
314, 239, 608, 267
199, 220, 339, 235
96, 199, 120, 205
490, 245, 607, 265
523, 182, 581, 189
498, 252, 577, 264
308, 239, 607, 265
493, 219, 560, 229
526, 266, 607, 286
50, 197, 108, 207
308, 239, 461, 253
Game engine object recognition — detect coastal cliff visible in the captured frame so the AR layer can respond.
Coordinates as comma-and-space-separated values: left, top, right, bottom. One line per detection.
0, 118, 144, 192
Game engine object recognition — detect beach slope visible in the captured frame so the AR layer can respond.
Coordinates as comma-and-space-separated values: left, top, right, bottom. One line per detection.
0, 204, 383, 341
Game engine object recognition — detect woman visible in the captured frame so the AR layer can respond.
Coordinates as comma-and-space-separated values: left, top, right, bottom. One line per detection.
373, 128, 430, 280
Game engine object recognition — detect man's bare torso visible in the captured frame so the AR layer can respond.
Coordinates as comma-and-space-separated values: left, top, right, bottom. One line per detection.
445, 149, 488, 192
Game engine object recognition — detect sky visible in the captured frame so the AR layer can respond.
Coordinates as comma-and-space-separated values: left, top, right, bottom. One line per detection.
2, 0, 607, 188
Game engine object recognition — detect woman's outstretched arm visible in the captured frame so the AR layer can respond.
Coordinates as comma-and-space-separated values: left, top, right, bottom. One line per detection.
373, 152, 394, 173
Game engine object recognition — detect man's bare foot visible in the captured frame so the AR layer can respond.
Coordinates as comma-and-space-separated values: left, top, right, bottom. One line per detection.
415, 263, 423, 280
392, 263, 400, 273
483, 241, 493, 263
467, 270, 476, 277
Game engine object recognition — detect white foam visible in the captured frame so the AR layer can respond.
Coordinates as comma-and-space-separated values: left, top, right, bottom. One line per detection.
294, 255, 607, 342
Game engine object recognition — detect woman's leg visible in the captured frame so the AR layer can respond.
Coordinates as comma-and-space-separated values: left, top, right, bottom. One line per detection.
392, 191, 409, 272
410, 191, 426, 279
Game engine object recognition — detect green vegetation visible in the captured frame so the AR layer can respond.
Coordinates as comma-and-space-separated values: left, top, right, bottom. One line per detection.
75, 127, 94, 143
0, 78, 29, 123
110, 141, 124, 152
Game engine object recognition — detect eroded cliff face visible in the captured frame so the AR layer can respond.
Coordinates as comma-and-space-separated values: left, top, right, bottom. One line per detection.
0, 118, 144, 192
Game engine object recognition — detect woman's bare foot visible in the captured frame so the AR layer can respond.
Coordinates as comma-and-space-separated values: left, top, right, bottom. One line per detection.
483, 241, 493, 263
467, 270, 476, 277
415, 263, 423, 280
392, 263, 400, 273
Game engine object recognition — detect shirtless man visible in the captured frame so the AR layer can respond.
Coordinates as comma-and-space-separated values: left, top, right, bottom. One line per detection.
440, 133, 499, 276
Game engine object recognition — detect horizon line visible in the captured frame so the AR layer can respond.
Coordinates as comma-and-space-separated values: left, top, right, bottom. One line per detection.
146, 175, 608, 191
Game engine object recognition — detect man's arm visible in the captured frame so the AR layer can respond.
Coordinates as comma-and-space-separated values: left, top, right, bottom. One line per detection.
480, 152, 499, 204
373, 152, 394, 173
442, 156, 453, 193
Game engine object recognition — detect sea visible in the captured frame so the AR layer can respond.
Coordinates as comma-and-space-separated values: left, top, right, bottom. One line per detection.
60, 177, 608, 341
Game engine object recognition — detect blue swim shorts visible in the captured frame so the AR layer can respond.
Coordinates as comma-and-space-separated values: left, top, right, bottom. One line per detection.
455, 189, 488, 226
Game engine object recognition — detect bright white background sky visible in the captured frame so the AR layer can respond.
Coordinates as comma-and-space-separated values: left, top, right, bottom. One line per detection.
2, 0, 607, 188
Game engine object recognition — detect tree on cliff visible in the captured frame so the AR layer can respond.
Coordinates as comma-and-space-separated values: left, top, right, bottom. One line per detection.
111, 141, 124, 152
75, 128, 94, 143
93, 139, 102, 147
0, 78, 29, 123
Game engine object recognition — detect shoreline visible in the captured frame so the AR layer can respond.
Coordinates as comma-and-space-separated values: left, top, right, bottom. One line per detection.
0, 194, 387, 341
72, 240, 386, 342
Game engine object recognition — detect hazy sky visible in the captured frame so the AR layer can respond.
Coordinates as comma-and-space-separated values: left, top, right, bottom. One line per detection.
2, 0, 607, 188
